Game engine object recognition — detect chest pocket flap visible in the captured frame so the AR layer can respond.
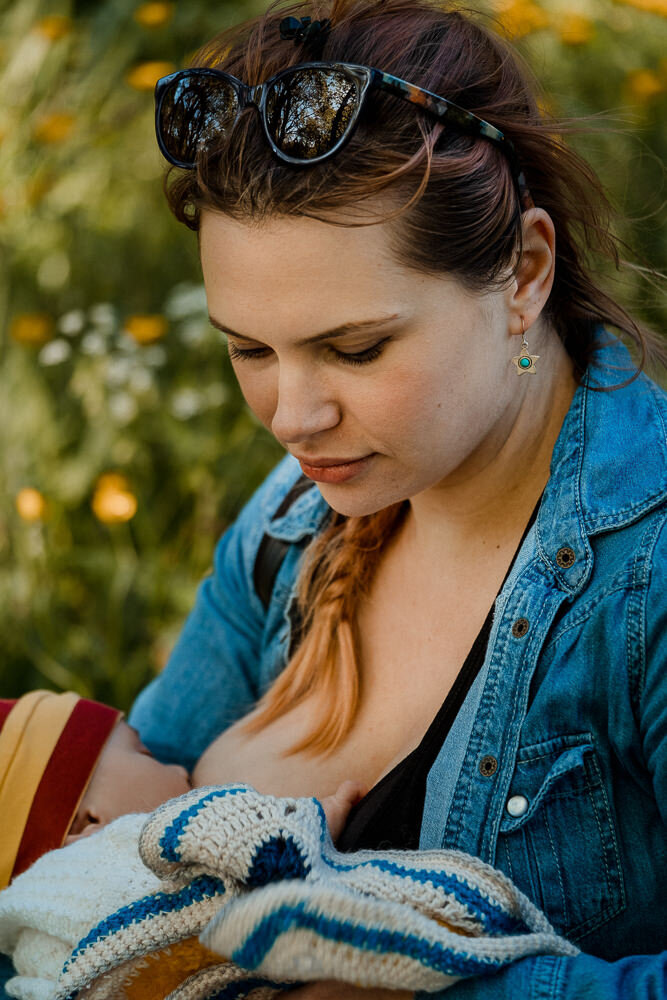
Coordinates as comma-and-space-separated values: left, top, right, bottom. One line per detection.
496, 733, 626, 941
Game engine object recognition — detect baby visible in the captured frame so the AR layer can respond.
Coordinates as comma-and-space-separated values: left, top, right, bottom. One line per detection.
0, 692, 573, 1000
0, 690, 361, 887
0, 691, 362, 1000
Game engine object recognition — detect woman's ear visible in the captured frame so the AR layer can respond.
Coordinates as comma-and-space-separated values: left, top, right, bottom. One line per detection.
507, 207, 556, 333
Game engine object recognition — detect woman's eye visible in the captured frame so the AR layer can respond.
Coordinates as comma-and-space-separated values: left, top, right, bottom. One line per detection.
227, 338, 388, 365
227, 342, 271, 361
334, 339, 388, 366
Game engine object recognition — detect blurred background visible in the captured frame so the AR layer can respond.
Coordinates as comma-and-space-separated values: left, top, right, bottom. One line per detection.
0, 0, 665, 709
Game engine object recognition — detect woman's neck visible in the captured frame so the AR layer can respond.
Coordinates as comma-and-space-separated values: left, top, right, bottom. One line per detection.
405, 331, 579, 558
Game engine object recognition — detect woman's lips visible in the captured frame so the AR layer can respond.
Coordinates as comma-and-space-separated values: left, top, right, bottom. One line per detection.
297, 454, 374, 484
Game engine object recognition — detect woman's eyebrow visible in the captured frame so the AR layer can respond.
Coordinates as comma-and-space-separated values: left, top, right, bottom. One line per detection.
208, 313, 402, 346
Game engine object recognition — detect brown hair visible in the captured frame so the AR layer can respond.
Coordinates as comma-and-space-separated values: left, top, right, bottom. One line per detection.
165, 0, 666, 755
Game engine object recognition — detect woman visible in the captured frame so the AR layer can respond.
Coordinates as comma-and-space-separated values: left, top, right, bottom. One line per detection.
129, 0, 667, 996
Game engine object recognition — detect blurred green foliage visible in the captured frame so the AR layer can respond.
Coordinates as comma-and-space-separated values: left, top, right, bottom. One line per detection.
0, 0, 665, 708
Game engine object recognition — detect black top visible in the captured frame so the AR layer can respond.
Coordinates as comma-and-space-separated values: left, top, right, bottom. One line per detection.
336, 492, 543, 853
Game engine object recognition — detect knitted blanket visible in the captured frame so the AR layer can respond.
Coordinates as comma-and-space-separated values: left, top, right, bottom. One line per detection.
0, 814, 166, 1000
52, 785, 578, 1000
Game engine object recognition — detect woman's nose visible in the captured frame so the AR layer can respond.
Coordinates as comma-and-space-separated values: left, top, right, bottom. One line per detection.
270, 366, 341, 444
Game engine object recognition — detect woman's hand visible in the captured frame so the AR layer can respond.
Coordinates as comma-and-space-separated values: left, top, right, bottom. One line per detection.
285, 982, 414, 1000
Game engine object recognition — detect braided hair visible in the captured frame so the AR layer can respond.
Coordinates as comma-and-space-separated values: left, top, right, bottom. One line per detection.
242, 502, 408, 755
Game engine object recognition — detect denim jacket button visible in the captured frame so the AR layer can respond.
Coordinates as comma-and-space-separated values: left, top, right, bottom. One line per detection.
506, 794, 529, 817
511, 618, 530, 638
556, 546, 576, 568
479, 754, 498, 777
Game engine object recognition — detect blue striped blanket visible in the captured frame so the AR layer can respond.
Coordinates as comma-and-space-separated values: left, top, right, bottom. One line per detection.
55, 785, 578, 999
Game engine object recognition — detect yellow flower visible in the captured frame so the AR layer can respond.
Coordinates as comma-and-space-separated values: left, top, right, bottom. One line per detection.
537, 95, 560, 119
126, 61, 176, 91
92, 474, 138, 524
33, 113, 75, 144
614, 0, 667, 15
124, 314, 168, 344
133, 2, 175, 28
493, 0, 550, 38
10, 314, 54, 345
16, 488, 47, 522
559, 13, 595, 44
35, 15, 72, 40
626, 69, 664, 102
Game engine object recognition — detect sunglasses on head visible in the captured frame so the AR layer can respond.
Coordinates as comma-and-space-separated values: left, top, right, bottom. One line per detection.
155, 61, 533, 209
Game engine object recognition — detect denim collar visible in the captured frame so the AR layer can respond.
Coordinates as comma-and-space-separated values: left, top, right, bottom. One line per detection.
537, 327, 667, 594
267, 328, 667, 592
267, 475, 331, 543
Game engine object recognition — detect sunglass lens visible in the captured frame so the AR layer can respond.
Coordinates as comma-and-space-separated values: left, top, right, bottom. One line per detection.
159, 73, 239, 166
265, 67, 358, 160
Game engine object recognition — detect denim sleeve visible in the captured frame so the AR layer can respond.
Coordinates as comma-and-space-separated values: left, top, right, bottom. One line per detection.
417, 519, 667, 1000
415, 953, 665, 999
129, 458, 295, 771
640, 516, 667, 828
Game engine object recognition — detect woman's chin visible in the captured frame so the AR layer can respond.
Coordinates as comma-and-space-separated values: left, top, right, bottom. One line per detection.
315, 487, 398, 518
315, 478, 412, 518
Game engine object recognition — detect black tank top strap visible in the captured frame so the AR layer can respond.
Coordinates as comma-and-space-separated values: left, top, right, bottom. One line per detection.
336, 489, 544, 853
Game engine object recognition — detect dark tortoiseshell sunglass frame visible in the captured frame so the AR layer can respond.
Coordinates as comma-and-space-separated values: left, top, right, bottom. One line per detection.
155, 62, 533, 210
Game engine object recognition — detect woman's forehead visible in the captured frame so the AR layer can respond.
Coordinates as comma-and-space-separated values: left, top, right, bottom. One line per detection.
198, 209, 464, 339
198, 207, 399, 273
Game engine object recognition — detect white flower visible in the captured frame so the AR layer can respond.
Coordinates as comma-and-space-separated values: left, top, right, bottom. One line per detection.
170, 388, 203, 420
88, 303, 116, 331
143, 345, 167, 367
128, 368, 154, 394
80, 331, 107, 356
164, 283, 207, 320
179, 319, 208, 346
116, 333, 139, 353
58, 310, 85, 336
105, 356, 133, 386
38, 339, 72, 366
108, 392, 139, 424
205, 383, 228, 407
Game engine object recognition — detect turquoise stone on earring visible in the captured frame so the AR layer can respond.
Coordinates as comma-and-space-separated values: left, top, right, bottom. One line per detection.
511, 347, 540, 374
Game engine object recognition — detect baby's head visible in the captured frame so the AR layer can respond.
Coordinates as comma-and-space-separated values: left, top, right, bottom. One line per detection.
68, 715, 191, 839
0, 691, 190, 888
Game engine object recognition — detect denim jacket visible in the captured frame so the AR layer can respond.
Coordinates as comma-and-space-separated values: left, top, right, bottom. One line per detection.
129, 329, 667, 999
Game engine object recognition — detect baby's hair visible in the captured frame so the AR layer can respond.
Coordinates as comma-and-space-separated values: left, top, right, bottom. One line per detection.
166, 0, 666, 755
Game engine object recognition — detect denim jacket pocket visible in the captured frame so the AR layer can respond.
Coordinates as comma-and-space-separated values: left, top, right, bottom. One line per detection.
496, 733, 626, 941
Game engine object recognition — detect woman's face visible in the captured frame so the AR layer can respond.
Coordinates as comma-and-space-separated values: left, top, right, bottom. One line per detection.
200, 209, 525, 518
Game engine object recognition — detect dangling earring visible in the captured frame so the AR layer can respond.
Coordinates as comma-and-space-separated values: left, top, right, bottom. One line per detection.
511, 318, 540, 375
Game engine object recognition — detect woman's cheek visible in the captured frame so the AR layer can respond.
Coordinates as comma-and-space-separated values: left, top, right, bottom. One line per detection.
370, 365, 442, 432
234, 368, 277, 431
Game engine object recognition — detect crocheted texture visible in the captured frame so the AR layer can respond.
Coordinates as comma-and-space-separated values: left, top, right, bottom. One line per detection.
0, 814, 162, 1000
54, 785, 579, 1000
62, 936, 285, 1000
202, 880, 575, 993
